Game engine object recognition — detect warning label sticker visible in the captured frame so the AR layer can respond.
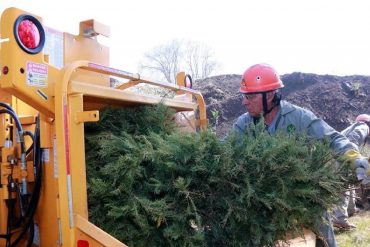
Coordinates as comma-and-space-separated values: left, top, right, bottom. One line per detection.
26, 62, 48, 87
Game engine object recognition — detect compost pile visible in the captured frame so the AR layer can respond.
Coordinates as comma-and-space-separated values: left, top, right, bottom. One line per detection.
194, 73, 370, 137
85, 105, 349, 247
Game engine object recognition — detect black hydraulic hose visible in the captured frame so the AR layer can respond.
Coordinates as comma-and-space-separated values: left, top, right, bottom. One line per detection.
11, 131, 35, 228
24, 131, 35, 157
0, 109, 23, 134
0, 233, 11, 239
10, 116, 42, 247
0, 165, 17, 242
0, 109, 25, 154
0, 102, 15, 113
0, 104, 42, 246
8, 132, 35, 228
23, 131, 34, 142
26, 143, 34, 157
184, 74, 193, 88
0, 103, 24, 135
9, 189, 25, 229
25, 118, 42, 218
0, 105, 32, 222
1, 162, 18, 245
26, 220, 35, 247
5, 184, 13, 247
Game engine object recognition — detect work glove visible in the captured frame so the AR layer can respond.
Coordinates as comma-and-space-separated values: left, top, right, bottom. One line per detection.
355, 158, 369, 180
341, 150, 370, 182
355, 159, 370, 185
361, 177, 370, 185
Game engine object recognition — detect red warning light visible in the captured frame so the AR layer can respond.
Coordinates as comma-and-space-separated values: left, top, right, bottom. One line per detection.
14, 15, 45, 54
18, 19, 40, 49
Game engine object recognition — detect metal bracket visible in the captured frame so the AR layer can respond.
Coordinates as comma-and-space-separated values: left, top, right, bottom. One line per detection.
79, 19, 110, 38
75, 111, 99, 124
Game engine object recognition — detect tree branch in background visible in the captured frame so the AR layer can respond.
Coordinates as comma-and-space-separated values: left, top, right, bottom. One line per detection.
139, 40, 220, 83
184, 41, 219, 81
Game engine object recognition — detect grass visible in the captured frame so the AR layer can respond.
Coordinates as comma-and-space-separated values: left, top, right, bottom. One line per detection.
335, 210, 370, 247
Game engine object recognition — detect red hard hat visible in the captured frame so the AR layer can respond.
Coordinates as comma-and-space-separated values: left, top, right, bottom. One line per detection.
356, 114, 370, 123
240, 64, 284, 93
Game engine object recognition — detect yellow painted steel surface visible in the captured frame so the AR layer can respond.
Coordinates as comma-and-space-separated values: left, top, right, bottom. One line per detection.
0, 7, 208, 247
0, 8, 56, 117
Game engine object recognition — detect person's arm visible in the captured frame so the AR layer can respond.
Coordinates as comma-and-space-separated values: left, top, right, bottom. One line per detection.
343, 122, 369, 147
301, 110, 370, 181
341, 122, 370, 183
301, 110, 358, 155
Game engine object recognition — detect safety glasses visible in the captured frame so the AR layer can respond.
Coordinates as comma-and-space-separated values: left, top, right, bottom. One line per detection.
243, 93, 258, 100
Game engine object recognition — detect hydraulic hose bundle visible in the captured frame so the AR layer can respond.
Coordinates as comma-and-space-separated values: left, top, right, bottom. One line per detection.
0, 103, 42, 247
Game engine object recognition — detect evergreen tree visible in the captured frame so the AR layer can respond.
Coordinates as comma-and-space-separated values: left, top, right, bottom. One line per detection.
85, 105, 350, 247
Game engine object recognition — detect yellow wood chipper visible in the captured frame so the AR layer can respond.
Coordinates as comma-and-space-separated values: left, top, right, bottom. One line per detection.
0, 7, 316, 247
0, 7, 207, 246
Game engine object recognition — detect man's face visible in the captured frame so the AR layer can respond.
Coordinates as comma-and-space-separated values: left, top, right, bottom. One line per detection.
242, 93, 264, 117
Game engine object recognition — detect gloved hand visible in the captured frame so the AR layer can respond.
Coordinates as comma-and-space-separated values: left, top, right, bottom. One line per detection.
361, 176, 370, 185
341, 150, 370, 181
354, 156, 370, 169
356, 166, 368, 181
358, 169, 370, 185
355, 160, 370, 184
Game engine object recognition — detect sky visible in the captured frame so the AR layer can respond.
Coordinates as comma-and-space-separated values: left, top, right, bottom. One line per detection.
2, 0, 370, 76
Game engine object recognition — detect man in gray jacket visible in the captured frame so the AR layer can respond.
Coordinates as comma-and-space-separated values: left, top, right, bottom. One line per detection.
233, 63, 370, 247
343, 114, 370, 148
332, 114, 370, 229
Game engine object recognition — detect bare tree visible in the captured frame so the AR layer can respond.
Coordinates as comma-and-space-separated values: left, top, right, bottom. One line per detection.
183, 41, 219, 81
139, 40, 219, 83
139, 40, 182, 83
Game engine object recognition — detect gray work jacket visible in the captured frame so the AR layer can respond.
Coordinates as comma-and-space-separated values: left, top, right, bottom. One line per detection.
232, 100, 358, 155
341, 122, 369, 148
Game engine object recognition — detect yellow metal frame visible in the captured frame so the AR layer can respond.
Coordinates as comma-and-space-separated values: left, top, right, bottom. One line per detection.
0, 7, 208, 247
55, 61, 207, 246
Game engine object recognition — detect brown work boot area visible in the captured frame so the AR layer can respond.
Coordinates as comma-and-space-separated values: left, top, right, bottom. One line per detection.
348, 207, 360, 217
332, 219, 356, 230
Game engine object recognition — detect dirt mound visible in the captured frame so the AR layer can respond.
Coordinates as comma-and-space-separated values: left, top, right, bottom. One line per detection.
194, 73, 370, 137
